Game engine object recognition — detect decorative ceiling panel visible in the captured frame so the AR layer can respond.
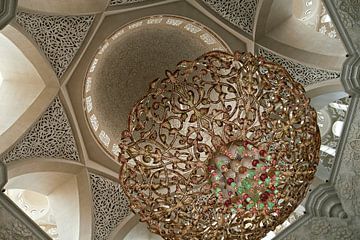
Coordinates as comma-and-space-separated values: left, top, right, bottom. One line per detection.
282, 216, 359, 240
202, 0, 258, 35
109, 0, 146, 7
16, 12, 94, 78
0, 204, 39, 240
258, 48, 341, 86
333, 0, 360, 50
0, 97, 80, 163
335, 97, 360, 217
89, 173, 130, 240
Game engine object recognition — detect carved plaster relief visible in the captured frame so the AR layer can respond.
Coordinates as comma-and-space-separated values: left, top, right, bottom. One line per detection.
89, 173, 130, 240
202, 0, 258, 34
16, 12, 94, 78
258, 48, 341, 87
0, 97, 80, 163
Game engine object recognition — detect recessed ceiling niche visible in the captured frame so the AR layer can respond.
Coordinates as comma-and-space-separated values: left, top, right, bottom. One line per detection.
83, 15, 230, 157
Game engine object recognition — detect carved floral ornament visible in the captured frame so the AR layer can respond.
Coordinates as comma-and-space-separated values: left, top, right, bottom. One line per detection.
118, 51, 320, 239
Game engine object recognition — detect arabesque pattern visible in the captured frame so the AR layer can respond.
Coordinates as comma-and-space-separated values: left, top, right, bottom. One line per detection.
16, 12, 94, 78
118, 51, 320, 239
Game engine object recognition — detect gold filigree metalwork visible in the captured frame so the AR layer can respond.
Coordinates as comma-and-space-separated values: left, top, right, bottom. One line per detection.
118, 51, 320, 239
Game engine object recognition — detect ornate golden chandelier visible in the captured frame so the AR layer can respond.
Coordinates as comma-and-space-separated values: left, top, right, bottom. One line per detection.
118, 51, 320, 239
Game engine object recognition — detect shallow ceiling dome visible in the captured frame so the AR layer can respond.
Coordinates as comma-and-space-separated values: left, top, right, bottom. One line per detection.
83, 15, 230, 157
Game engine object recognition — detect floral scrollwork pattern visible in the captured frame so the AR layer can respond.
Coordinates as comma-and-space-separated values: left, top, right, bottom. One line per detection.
89, 173, 130, 240
202, 0, 258, 34
16, 12, 94, 78
119, 51, 320, 239
109, 0, 146, 6
258, 48, 340, 87
0, 97, 80, 163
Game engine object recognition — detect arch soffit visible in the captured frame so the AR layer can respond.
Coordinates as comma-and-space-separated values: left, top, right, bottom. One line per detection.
5, 158, 93, 240
0, 24, 59, 154
255, 0, 346, 71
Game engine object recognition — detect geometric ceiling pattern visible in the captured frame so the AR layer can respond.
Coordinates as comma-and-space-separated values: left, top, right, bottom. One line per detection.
89, 173, 130, 240
0, 97, 80, 164
258, 48, 341, 87
16, 12, 94, 78
202, 0, 258, 34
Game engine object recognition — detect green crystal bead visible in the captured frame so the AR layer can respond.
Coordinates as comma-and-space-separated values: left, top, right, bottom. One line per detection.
246, 203, 254, 210
247, 144, 253, 150
275, 171, 281, 176
246, 197, 251, 202
238, 146, 244, 154
274, 190, 279, 194
231, 182, 237, 188
258, 180, 263, 185
259, 203, 265, 209
274, 182, 279, 187
248, 170, 256, 178
268, 201, 275, 209
237, 187, 243, 194
265, 178, 271, 185
238, 204, 243, 208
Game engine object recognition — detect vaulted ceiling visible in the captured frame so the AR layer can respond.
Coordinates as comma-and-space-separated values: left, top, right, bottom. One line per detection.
0, 0, 360, 239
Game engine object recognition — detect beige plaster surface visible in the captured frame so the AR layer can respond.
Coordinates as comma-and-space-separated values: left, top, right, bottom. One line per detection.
18, 0, 108, 14
0, 33, 44, 134
0, 25, 59, 154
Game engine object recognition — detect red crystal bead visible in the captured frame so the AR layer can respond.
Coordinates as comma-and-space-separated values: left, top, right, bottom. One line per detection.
252, 159, 260, 167
228, 191, 233, 196
224, 199, 231, 207
260, 192, 269, 201
208, 165, 215, 171
260, 173, 268, 181
242, 140, 250, 147
243, 194, 249, 200
227, 178, 234, 185
259, 149, 267, 157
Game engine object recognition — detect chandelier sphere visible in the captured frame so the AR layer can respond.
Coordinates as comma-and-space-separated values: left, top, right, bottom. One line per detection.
118, 51, 320, 239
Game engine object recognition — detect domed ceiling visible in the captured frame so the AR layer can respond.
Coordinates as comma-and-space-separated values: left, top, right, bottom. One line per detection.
83, 15, 230, 157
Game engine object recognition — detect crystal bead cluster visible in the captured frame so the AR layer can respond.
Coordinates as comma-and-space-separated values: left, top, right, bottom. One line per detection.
209, 140, 285, 216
